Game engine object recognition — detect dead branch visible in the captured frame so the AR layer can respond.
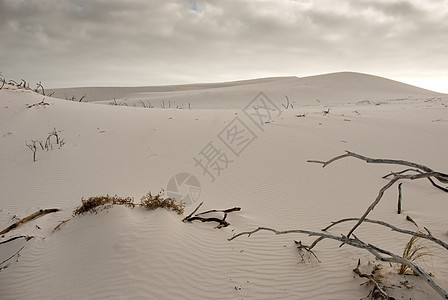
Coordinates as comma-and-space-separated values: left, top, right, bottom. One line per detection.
406, 215, 418, 227
229, 226, 448, 299
183, 203, 240, 228
0, 236, 34, 267
35, 81, 45, 95
397, 183, 402, 214
52, 218, 72, 233
294, 240, 321, 263
26, 140, 38, 162
196, 207, 241, 216
353, 259, 391, 299
282, 95, 290, 109
308, 151, 447, 238
322, 218, 448, 251
383, 169, 448, 193
27, 98, 49, 108
0, 209, 60, 235
307, 150, 448, 184
0, 236, 33, 245
182, 202, 203, 222
346, 171, 447, 238
185, 216, 230, 228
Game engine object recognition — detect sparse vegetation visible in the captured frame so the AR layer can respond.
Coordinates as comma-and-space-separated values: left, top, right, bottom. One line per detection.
109, 98, 128, 106
65, 94, 86, 102
25, 128, 65, 161
398, 232, 432, 275
73, 195, 135, 216
282, 95, 293, 109
137, 100, 153, 108
0, 75, 48, 95
140, 190, 184, 215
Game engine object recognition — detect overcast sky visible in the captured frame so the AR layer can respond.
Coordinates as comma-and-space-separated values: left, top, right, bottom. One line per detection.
1, 0, 447, 92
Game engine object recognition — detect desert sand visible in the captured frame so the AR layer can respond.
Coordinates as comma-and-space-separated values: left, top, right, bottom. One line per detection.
1, 72, 447, 299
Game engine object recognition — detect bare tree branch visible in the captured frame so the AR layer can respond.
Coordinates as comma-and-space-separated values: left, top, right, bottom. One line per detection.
322, 218, 448, 251
0, 209, 60, 235
307, 151, 448, 184
229, 226, 448, 299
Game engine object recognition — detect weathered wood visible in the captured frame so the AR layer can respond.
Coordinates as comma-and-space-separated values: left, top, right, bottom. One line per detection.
0, 209, 60, 235
229, 227, 448, 299
182, 202, 203, 223
308, 151, 447, 238
28, 99, 49, 108
307, 150, 448, 184
52, 218, 72, 233
183, 203, 239, 228
322, 218, 448, 251
397, 183, 403, 214
196, 207, 241, 216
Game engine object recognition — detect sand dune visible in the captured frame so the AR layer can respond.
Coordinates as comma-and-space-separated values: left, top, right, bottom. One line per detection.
1, 73, 448, 299
48, 72, 442, 109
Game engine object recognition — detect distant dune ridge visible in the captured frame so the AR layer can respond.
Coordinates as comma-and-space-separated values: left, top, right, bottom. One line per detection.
1, 72, 448, 299
48, 72, 443, 109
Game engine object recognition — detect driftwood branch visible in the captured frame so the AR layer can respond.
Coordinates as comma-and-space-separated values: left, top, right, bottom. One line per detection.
0, 209, 60, 235
52, 218, 72, 233
229, 226, 448, 299
0, 235, 33, 245
383, 169, 448, 193
308, 151, 447, 237
322, 218, 448, 251
183, 203, 240, 228
196, 207, 241, 216
28, 98, 49, 108
35, 81, 45, 95
307, 150, 448, 184
0, 236, 34, 267
397, 183, 402, 214
182, 202, 203, 222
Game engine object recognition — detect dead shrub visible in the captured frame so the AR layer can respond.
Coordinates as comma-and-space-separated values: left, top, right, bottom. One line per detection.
140, 190, 184, 215
73, 195, 135, 216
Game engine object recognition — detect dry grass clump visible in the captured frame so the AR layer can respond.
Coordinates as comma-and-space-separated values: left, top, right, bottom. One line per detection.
73, 195, 135, 216
398, 232, 432, 275
140, 190, 184, 215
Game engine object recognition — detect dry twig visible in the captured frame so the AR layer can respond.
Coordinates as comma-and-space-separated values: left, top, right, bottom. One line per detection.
229, 226, 448, 299
0, 209, 60, 235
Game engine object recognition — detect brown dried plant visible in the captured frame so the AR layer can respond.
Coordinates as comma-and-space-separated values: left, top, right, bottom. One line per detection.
140, 190, 184, 215
73, 195, 135, 216
398, 232, 432, 275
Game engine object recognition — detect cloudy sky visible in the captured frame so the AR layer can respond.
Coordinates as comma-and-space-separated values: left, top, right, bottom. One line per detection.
1, 0, 447, 92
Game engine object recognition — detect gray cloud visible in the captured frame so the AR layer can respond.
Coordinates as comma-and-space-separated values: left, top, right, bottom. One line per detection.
0, 0, 447, 91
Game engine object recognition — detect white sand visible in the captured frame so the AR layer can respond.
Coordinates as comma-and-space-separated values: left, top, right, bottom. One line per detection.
1, 72, 447, 299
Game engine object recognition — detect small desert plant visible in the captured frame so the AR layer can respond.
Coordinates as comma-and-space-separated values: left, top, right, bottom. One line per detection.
137, 100, 153, 108
398, 232, 432, 275
65, 94, 86, 102
73, 195, 135, 216
282, 95, 293, 109
140, 190, 184, 215
25, 140, 38, 162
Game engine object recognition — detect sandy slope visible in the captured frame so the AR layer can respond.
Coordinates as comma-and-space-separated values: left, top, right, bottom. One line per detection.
1, 73, 448, 299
